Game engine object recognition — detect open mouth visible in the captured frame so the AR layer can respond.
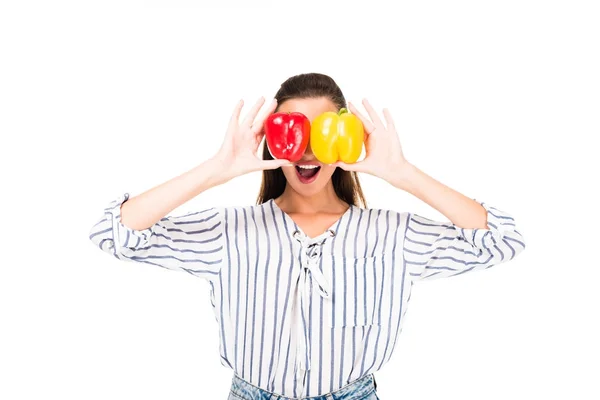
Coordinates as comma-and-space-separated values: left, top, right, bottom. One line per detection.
295, 164, 321, 184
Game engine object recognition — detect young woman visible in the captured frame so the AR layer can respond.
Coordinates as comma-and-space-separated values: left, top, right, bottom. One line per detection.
89, 73, 526, 400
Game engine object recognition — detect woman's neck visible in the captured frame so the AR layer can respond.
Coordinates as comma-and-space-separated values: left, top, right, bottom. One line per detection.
275, 183, 348, 215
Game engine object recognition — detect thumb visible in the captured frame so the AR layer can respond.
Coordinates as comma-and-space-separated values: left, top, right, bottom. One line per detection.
262, 159, 294, 170
334, 161, 360, 171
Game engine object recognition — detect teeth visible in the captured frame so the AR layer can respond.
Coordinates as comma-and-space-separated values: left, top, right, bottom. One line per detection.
296, 165, 319, 169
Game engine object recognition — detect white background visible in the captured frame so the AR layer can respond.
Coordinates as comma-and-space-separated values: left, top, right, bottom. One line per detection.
1, 0, 598, 399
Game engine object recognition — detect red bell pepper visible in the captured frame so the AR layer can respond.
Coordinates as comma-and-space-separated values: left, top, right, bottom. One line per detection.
264, 112, 310, 162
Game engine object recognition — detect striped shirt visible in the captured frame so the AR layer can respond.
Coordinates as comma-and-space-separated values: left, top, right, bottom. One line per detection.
88, 192, 526, 398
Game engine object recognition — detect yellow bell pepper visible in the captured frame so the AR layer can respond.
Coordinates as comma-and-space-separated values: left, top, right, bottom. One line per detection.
310, 108, 365, 164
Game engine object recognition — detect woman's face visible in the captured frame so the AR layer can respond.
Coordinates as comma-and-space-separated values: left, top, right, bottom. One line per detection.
276, 97, 339, 198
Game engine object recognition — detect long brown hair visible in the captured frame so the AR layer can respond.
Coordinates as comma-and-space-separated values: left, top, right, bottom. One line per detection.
256, 73, 367, 208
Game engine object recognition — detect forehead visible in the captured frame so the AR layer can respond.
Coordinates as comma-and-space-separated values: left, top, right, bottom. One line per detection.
277, 97, 339, 121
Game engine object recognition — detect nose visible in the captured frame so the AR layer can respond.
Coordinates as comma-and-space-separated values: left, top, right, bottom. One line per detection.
304, 138, 314, 156
298, 144, 318, 163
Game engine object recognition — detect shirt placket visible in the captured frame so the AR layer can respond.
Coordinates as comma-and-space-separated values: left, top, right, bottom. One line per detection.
293, 230, 333, 398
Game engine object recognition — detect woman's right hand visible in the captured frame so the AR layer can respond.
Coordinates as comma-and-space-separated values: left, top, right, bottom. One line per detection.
211, 97, 292, 183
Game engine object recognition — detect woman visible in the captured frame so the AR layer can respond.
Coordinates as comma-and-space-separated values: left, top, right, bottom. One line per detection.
89, 73, 526, 400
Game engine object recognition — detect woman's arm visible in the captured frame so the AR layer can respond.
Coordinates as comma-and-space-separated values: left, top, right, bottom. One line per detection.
119, 158, 227, 231
393, 163, 525, 281
88, 98, 290, 279
88, 158, 228, 280
115, 97, 289, 232
88, 191, 225, 280
391, 162, 488, 230
335, 99, 526, 281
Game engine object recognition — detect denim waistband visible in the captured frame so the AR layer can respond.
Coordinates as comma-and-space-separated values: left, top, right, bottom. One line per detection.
229, 373, 377, 400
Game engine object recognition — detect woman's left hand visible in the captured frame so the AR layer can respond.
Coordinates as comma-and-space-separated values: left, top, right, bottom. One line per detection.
334, 99, 413, 187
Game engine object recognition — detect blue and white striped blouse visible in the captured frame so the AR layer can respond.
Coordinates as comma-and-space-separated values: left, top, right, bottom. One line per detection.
89, 193, 526, 398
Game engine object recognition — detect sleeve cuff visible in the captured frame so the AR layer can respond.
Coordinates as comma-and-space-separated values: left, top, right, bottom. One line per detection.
458, 199, 516, 249
104, 193, 154, 252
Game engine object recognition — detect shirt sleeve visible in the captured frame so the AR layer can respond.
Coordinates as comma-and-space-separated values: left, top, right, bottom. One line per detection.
403, 200, 526, 282
88, 193, 224, 281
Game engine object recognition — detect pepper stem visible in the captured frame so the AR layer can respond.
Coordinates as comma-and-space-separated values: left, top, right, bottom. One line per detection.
339, 108, 349, 115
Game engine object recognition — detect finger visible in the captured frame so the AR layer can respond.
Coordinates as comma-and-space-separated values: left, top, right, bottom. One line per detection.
261, 158, 294, 170
382, 108, 396, 132
251, 98, 278, 135
241, 97, 266, 128
348, 101, 376, 134
334, 161, 362, 172
228, 99, 244, 130
362, 98, 385, 128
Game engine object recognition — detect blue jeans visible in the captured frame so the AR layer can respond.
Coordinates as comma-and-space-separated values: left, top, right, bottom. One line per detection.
228, 373, 380, 400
